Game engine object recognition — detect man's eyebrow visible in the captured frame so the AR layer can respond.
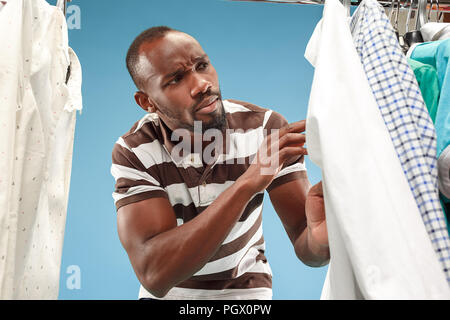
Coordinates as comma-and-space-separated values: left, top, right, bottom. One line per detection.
163, 55, 209, 80
163, 68, 184, 81
193, 54, 208, 62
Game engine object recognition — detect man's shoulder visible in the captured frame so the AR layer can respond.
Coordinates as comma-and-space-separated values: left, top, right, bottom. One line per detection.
224, 99, 269, 113
224, 99, 287, 130
113, 113, 162, 153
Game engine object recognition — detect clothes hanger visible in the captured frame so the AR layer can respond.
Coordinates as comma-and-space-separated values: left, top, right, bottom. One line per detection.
343, 0, 351, 16
428, 0, 436, 21
391, 0, 411, 50
56, 0, 71, 17
404, 0, 425, 48
430, 0, 450, 40
56, 0, 73, 83
389, 0, 401, 39
417, 0, 428, 28
405, 0, 414, 32
432, 0, 444, 21
437, 0, 444, 21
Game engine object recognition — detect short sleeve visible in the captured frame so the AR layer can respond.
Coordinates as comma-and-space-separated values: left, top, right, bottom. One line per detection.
263, 110, 307, 193
111, 138, 168, 211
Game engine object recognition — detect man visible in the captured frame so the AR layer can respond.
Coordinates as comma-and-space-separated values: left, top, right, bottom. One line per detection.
111, 26, 329, 300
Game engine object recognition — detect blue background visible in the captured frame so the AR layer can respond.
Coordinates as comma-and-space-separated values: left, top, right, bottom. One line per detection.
55, 0, 327, 299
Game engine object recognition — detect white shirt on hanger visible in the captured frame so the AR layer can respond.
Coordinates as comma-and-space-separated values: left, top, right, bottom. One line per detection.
0, 0, 82, 299
305, 0, 450, 299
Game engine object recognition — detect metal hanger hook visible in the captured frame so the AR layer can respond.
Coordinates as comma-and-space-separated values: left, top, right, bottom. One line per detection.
406, 0, 414, 33
389, 0, 400, 31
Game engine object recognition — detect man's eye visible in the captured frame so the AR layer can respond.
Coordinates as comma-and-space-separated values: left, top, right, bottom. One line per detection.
198, 62, 209, 70
169, 74, 183, 85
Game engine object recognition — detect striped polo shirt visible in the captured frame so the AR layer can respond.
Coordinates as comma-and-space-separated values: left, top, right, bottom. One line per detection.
111, 99, 307, 300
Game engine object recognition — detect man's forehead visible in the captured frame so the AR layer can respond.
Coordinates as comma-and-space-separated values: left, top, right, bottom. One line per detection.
137, 32, 206, 76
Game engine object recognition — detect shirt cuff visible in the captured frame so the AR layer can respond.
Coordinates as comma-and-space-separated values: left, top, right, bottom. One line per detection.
115, 190, 169, 211
266, 170, 308, 193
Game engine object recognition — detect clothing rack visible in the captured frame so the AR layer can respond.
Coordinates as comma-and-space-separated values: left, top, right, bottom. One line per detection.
230, 0, 450, 13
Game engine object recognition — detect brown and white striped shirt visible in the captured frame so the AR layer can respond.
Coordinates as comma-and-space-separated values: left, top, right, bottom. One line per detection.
111, 99, 307, 300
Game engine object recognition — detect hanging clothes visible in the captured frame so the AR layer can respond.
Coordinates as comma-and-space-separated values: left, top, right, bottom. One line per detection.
420, 23, 450, 42
305, 0, 450, 299
0, 0, 82, 299
350, 0, 450, 284
408, 54, 450, 233
407, 58, 440, 123
410, 39, 450, 202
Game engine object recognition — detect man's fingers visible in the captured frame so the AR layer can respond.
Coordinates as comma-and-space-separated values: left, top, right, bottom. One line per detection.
258, 120, 307, 169
279, 120, 306, 136
278, 132, 306, 150
264, 120, 306, 145
278, 146, 308, 164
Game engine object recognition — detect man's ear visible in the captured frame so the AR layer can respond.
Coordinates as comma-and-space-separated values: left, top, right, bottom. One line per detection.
134, 91, 156, 113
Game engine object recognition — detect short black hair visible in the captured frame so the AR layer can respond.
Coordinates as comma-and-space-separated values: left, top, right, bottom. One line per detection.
126, 26, 177, 90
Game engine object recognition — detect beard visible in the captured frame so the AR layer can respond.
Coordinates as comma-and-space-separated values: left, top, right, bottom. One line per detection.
193, 98, 227, 133
161, 93, 227, 134
154, 89, 227, 136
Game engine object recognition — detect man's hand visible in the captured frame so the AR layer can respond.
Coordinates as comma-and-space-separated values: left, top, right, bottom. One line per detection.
238, 120, 308, 194
305, 181, 328, 250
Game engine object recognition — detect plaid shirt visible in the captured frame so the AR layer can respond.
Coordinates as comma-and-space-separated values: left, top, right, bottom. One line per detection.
350, 0, 450, 283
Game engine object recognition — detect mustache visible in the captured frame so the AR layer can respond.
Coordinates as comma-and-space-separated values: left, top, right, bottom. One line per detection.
192, 90, 222, 111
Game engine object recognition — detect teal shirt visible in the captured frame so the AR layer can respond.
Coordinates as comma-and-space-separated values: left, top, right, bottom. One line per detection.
410, 39, 450, 158
407, 58, 440, 123
410, 40, 450, 235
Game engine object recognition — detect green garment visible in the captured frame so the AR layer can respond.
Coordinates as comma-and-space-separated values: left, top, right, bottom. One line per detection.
407, 58, 440, 123
409, 58, 448, 235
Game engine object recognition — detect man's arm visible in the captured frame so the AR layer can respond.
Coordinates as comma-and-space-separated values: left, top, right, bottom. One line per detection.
117, 177, 257, 298
268, 175, 329, 267
117, 121, 308, 298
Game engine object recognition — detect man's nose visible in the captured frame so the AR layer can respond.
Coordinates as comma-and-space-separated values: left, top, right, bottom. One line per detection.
190, 75, 212, 98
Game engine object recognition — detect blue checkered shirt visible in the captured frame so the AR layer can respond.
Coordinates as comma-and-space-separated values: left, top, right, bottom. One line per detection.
350, 0, 450, 283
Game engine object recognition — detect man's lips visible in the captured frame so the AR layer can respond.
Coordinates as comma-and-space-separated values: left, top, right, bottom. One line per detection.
195, 96, 219, 113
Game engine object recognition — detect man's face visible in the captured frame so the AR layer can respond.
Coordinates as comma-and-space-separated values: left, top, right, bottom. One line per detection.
137, 32, 226, 133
